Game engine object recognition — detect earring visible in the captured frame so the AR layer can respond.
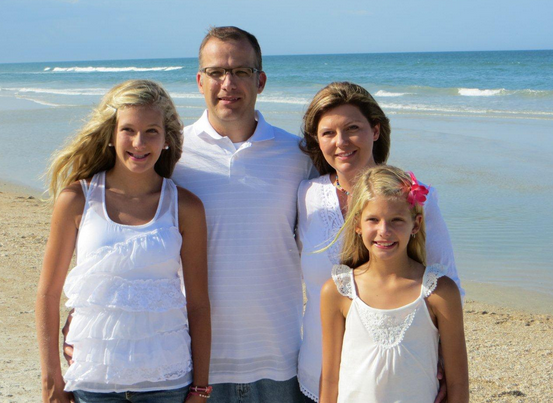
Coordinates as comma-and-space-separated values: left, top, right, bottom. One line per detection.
164, 145, 169, 150
108, 143, 114, 147
411, 233, 416, 239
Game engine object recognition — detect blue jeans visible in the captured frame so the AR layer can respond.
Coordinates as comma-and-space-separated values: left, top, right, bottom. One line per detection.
209, 377, 304, 403
73, 385, 189, 403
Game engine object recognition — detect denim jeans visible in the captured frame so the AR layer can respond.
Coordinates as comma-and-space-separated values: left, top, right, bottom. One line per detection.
73, 385, 189, 403
209, 377, 304, 403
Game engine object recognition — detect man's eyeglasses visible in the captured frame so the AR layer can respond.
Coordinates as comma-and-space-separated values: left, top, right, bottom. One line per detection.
200, 67, 261, 80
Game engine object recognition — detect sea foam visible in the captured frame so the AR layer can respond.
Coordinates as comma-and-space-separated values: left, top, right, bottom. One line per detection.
49, 66, 183, 73
6, 87, 107, 96
458, 88, 505, 96
375, 90, 411, 97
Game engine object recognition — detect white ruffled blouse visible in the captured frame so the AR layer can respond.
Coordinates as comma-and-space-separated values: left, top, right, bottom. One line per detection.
63, 172, 193, 393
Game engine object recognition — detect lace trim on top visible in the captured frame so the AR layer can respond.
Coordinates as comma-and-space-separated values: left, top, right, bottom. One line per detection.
318, 175, 343, 264
332, 264, 355, 299
422, 264, 447, 298
339, 264, 447, 350
358, 307, 419, 349
299, 383, 319, 402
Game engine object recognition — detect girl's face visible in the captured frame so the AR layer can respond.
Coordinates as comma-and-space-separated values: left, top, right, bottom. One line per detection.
356, 196, 422, 262
317, 104, 380, 178
112, 105, 167, 175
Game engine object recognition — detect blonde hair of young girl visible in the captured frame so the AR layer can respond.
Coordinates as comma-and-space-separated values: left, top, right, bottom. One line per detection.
46, 79, 183, 201
340, 165, 426, 268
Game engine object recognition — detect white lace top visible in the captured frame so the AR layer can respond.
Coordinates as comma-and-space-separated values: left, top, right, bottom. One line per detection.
296, 174, 464, 401
333, 264, 445, 403
63, 172, 192, 393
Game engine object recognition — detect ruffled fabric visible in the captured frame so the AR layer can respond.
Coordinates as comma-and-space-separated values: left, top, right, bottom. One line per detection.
63, 218, 192, 391
65, 227, 182, 282
422, 264, 447, 297
331, 264, 354, 299
65, 360, 192, 389
65, 275, 185, 312
67, 307, 188, 342
70, 328, 191, 366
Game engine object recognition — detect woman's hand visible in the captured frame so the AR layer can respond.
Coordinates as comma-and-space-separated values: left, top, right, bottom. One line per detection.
433, 358, 447, 403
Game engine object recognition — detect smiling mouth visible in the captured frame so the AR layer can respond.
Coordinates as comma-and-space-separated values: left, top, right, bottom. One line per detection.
373, 241, 397, 249
336, 150, 356, 159
127, 152, 150, 160
219, 96, 241, 103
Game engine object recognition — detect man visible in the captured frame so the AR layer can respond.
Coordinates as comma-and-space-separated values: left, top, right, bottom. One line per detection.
170, 27, 313, 402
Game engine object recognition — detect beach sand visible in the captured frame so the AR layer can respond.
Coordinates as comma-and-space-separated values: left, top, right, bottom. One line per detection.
1, 185, 552, 402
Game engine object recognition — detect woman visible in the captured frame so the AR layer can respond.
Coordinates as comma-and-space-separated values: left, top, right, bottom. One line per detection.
296, 82, 464, 403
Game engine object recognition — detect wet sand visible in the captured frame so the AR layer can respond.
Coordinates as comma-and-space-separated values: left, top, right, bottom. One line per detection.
1, 184, 551, 402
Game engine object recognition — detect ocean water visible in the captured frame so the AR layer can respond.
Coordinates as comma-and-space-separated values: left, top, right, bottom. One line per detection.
0, 50, 552, 301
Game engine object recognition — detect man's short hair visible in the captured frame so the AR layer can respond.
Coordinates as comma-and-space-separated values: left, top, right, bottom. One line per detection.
198, 26, 263, 71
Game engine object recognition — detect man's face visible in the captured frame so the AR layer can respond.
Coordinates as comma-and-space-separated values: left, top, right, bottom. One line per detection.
197, 38, 266, 133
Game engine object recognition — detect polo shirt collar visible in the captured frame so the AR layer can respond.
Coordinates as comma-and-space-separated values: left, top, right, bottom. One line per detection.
193, 110, 275, 143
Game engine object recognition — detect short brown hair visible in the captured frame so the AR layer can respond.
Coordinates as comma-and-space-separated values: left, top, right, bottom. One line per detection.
300, 82, 391, 175
198, 26, 262, 71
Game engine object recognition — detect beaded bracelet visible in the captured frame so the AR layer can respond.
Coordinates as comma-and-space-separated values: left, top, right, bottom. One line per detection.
186, 385, 213, 400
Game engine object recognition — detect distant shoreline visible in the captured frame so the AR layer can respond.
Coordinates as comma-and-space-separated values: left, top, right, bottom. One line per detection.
2, 48, 553, 66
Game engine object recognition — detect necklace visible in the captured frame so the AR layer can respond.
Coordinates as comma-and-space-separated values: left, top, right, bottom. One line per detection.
334, 175, 351, 196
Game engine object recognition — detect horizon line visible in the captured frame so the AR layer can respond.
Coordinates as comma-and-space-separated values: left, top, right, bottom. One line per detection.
1, 48, 552, 66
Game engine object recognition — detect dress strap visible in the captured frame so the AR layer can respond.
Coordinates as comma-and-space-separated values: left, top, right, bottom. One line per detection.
331, 264, 356, 299
421, 264, 448, 298
170, 179, 179, 228
79, 179, 89, 196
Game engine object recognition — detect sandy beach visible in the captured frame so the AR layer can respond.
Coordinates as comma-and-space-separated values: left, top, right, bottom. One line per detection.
1, 184, 552, 402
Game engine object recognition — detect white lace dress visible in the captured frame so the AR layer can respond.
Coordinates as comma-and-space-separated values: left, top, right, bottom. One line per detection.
296, 174, 463, 401
63, 172, 193, 393
332, 264, 445, 403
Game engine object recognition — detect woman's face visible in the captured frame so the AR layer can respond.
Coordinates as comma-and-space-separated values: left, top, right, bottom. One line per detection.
317, 104, 380, 178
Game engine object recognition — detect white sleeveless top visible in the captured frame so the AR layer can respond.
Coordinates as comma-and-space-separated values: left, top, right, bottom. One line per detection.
63, 171, 193, 393
332, 264, 445, 403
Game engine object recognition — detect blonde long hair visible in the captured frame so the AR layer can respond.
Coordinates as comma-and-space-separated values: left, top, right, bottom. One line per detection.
46, 80, 183, 201
340, 165, 426, 268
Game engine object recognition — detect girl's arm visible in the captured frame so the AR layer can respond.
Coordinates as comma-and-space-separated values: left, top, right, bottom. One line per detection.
427, 276, 469, 403
177, 188, 211, 401
36, 183, 84, 403
319, 278, 348, 403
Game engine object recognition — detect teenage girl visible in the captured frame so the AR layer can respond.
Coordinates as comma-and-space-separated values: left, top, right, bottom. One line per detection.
319, 165, 468, 403
36, 80, 211, 403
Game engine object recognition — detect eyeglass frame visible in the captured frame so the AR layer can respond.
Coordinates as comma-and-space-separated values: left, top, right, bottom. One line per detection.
199, 66, 262, 80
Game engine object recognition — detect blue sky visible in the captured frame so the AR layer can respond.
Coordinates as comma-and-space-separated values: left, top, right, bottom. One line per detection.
1, 0, 552, 63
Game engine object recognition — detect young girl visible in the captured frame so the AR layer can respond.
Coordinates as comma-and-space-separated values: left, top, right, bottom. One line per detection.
36, 80, 211, 403
319, 165, 468, 403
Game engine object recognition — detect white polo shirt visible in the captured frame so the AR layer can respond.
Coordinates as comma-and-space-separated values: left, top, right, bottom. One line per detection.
172, 110, 313, 384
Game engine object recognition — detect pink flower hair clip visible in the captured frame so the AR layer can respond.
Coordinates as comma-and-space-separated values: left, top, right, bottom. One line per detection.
406, 172, 429, 207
